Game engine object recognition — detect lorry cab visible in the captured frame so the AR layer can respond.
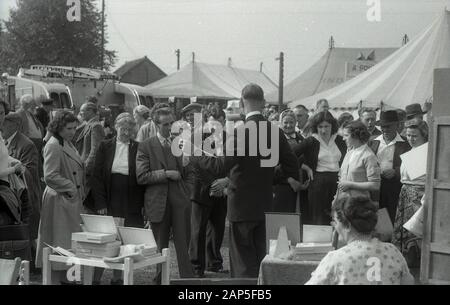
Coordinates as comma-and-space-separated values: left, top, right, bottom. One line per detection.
2, 74, 73, 110
19, 65, 153, 112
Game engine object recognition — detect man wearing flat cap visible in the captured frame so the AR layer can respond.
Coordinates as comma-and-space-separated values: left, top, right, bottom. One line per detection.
369, 110, 411, 224
181, 103, 203, 128
191, 83, 299, 277
2, 112, 41, 260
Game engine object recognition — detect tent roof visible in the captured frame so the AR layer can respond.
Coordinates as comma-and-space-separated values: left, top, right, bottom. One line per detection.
266, 47, 397, 104
145, 62, 278, 99
289, 10, 450, 111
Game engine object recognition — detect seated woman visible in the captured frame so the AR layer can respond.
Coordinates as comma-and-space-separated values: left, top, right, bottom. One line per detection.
305, 196, 414, 285
338, 120, 381, 200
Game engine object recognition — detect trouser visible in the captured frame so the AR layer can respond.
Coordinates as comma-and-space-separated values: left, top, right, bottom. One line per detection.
308, 172, 338, 225
229, 221, 266, 278
189, 197, 227, 273
272, 184, 297, 213
380, 177, 403, 224
151, 191, 193, 283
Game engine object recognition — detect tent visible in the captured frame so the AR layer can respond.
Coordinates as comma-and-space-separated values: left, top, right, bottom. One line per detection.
145, 62, 278, 100
289, 10, 450, 111
265, 46, 396, 105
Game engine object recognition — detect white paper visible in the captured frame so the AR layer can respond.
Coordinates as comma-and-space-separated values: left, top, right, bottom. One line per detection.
400, 143, 428, 181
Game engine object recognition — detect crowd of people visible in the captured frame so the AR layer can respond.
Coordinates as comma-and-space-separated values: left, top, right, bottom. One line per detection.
0, 84, 429, 284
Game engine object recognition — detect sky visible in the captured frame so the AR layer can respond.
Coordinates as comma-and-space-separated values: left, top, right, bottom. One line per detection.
1, 0, 450, 82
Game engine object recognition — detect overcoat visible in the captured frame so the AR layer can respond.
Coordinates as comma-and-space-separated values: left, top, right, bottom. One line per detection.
36, 136, 85, 268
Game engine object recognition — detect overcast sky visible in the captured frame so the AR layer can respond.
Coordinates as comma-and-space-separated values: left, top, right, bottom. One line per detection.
1, 0, 450, 82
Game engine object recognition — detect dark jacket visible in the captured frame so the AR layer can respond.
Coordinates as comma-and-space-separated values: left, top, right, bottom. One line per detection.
136, 136, 195, 223
368, 137, 411, 181
293, 135, 347, 171
91, 137, 144, 214
193, 114, 299, 222
191, 131, 227, 207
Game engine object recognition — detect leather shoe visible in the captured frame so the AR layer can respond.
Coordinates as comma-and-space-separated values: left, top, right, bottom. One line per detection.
207, 267, 229, 274
193, 271, 205, 278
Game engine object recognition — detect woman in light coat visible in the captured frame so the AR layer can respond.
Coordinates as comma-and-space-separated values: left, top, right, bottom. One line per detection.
36, 110, 85, 284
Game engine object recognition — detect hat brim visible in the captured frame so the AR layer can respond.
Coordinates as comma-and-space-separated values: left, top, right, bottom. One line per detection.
375, 120, 398, 126
406, 111, 428, 120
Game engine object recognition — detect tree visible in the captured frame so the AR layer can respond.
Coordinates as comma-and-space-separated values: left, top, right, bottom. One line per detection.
0, 0, 117, 73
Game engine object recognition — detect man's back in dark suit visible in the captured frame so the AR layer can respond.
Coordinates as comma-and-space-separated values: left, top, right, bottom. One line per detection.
192, 84, 299, 277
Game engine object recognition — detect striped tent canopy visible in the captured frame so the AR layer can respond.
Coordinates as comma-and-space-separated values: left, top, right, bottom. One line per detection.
289, 10, 450, 112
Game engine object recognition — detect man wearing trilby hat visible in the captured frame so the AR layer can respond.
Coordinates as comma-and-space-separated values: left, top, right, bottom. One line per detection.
369, 110, 411, 224
405, 103, 427, 123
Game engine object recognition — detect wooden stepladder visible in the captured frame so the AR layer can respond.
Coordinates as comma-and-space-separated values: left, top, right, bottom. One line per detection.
421, 116, 450, 284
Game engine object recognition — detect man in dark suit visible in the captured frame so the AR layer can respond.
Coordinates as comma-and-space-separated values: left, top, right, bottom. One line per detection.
35, 98, 54, 130
187, 107, 229, 277
73, 102, 105, 211
3, 112, 41, 269
136, 108, 194, 282
16, 95, 45, 151
191, 84, 299, 278
369, 110, 411, 223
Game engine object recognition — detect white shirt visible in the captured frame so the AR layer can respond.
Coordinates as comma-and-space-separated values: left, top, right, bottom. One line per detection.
245, 111, 261, 120
111, 140, 129, 175
157, 132, 172, 147
375, 133, 405, 172
313, 134, 341, 172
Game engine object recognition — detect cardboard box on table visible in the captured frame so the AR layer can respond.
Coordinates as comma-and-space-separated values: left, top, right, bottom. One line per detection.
72, 215, 120, 258
293, 225, 334, 261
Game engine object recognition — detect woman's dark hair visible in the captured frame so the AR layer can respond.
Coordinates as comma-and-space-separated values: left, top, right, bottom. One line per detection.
337, 112, 354, 128
47, 110, 78, 135
309, 111, 338, 135
332, 196, 378, 234
344, 120, 371, 144
0, 100, 10, 115
210, 106, 226, 121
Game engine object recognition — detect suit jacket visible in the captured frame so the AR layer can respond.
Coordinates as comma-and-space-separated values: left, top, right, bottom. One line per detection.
293, 134, 347, 171
8, 132, 42, 237
17, 109, 45, 139
191, 130, 228, 207
136, 136, 194, 223
73, 117, 105, 185
35, 107, 50, 130
368, 138, 411, 181
193, 114, 299, 222
91, 137, 144, 214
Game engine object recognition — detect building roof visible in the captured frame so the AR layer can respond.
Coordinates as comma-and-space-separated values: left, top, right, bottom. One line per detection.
114, 56, 166, 77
